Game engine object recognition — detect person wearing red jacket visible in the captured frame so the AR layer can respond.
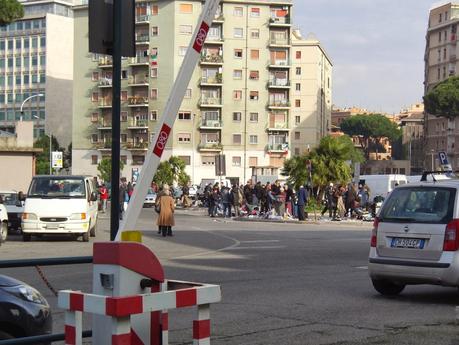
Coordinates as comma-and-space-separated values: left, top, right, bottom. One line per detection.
99, 184, 109, 213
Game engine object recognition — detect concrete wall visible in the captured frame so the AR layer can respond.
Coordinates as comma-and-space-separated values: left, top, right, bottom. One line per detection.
0, 152, 34, 191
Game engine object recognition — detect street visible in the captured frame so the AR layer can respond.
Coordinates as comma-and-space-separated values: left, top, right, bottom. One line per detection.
1, 209, 459, 345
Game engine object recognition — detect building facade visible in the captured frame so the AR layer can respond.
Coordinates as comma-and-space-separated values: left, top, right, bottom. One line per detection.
71, 0, 332, 184
0, 0, 74, 146
424, 2, 459, 170
398, 103, 424, 174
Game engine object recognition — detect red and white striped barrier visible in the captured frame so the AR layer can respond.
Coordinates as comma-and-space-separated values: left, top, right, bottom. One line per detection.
59, 281, 221, 345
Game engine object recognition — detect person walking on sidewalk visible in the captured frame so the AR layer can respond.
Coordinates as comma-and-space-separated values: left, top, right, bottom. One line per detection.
99, 184, 109, 213
321, 183, 336, 218
297, 185, 308, 221
231, 184, 242, 217
156, 185, 175, 237
222, 186, 233, 218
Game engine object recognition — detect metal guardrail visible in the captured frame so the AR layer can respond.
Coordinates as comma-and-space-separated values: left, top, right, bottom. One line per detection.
0, 256, 93, 344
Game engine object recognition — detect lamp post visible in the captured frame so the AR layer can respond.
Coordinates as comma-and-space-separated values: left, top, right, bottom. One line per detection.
20, 94, 44, 121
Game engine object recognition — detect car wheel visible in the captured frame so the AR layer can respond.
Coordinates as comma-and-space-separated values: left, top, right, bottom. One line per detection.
22, 233, 31, 242
0, 330, 14, 339
371, 279, 405, 296
0, 222, 7, 243
90, 220, 97, 237
82, 231, 89, 242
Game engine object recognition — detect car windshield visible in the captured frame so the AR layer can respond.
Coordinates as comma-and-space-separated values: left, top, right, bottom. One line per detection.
147, 188, 155, 195
0, 193, 18, 205
379, 187, 456, 224
28, 177, 86, 198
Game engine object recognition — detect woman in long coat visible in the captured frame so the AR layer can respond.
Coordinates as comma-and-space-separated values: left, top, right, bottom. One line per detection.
156, 186, 175, 237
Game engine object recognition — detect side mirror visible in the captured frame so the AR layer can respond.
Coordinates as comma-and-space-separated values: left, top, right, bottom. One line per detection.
90, 191, 98, 202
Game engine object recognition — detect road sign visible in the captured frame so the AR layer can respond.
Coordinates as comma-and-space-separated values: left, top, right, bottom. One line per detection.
438, 151, 453, 171
51, 151, 63, 169
116, 0, 221, 241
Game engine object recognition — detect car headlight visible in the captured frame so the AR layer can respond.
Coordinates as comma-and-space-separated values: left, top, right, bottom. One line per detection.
22, 213, 37, 220
2, 285, 48, 306
69, 213, 87, 220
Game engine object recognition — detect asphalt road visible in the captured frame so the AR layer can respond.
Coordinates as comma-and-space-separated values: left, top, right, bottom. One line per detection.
2, 208, 459, 345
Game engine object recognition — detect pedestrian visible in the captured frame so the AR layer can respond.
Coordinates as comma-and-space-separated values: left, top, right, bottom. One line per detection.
243, 180, 253, 205
336, 185, 346, 219
277, 187, 286, 217
156, 184, 175, 237
210, 187, 221, 217
346, 183, 358, 218
231, 184, 242, 217
296, 185, 308, 221
321, 183, 336, 218
260, 185, 269, 215
221, 186, 232, 218
99, 184, 108, 213
119, 178, 127, 220
285, 184, 294, 217
127, 182, 134, 200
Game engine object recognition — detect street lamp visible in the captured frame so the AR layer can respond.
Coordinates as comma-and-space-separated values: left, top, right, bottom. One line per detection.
20, 93, 44, 121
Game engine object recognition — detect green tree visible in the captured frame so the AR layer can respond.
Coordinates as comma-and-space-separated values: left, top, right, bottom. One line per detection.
97, 157, 125, 183
34, 135, 60, 175
282, 135, 364, 194
0, 0, 24, 26
153, 156, 190, 187
424, 76, 459, 118
340, 114, 402, 159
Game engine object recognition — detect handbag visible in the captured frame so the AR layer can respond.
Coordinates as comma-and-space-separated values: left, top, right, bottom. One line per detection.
155, 197, 161, 214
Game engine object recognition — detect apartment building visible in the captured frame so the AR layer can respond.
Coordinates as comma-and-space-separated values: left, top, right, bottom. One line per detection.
424, 2, 459, 170
0, 0, 74, 146
72, 0, 332, 184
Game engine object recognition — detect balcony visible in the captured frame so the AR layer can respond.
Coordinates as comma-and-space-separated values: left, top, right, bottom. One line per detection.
267, 143, 289, 153
98, 99, 112, 108
98, 58, 113, 68
125, 142, 149, 150
95, 141, 112, 150
135, 34, 149, 45
213, 13, 224, 23
268, 100, 290, 109
128, 119, 149, 129
200, 54, 223, 65
135, 15, 150, 24
98, 78, 112, 88
200, 119, 223, 129
268, 38, 291, 47
269, 17, 291, 26
267, 122, 289, 131
205, 35, 224, 44
268, 79, 290, 89
128, 96, 149, 107
268, 59, 291, 68
199, 97, 222, 107
129, 56, 149, 66
97, 121, 112, 130
198, 142, 223, 152
128, 77, 149, 87
200, 74, 222, 86
450, 54, 457, 62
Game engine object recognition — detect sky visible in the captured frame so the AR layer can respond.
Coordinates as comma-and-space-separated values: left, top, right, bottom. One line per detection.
293, 0, 441, 114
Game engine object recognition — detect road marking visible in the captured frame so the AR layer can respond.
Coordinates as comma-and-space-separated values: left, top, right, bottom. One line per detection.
226, 246, 286, 250
172, 231, 241, 259
355, 266, 368, 270
240, 240, 280, 243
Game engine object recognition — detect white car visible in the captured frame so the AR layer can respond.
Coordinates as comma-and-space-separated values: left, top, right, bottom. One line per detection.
0, 190, 24, 231
143, 188, 157, 207
0, 203, 7, 243
369, 178, 459, 295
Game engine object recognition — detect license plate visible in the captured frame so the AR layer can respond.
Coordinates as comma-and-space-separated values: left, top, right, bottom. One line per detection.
46, 224, 59, 229
391, 238, 425, 249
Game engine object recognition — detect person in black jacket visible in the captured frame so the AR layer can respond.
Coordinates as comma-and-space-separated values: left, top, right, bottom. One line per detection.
119, 178, 127, 220
296, 185, 308, 221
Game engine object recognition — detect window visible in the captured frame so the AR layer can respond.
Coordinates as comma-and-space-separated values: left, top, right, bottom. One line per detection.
202, 155, 215, 166
40, 36, 46, 47
439, 31, 442, 42
15, 57, 20, 67
32, 56, 37, 66
179, 25, 192, 34
250, 112, 258, 122
250, 49, 259, 60
294, 131, 300, 140
150, 67, 157, 78
23, 75, 29, 84
233, 112, 241, 121
233, 69, 242, 79
234, 49, 243, 58
40, 55, 45, 66
179, 3, 193, 13
233, 7, 243, 16
232, 156, 241, 166
23, 38, 29, 49
233, 90, 242, 100
295, 83, 301, 91
150, 88, 158, 100
120, 134, 127, 143
295, 115, 300, 125
294, 148, 300, 156
234, 28, 243, 38
121, 111, 128, 122
132, 155, 145, 165
121, 91, 128, 101
178, 133, 191, 143
251, 29, 260, 39
178, 111, 191, 120
250, 7, 260, 17
15, 38, 21, 49
120, 155, 127, 165
233, 134, 242, 144
249, 91, 259, 100
91, 155, 98, 165
151, 26, 158, 36
178, 156, 191, 165
91, 92, 99, 102
91, 113, 99, 123
91, 134, 98, 143
150, 110, 157, 121
295, 99, 301, 107
178, 46, 187, 56
296, 67, 301, 75
249, 70, 259, 80
296, 51, 301, 59
184, 88, 192, 98
152, 5, 158, 15
15, 75, 20, 85
32, 37, 37, 48
249, 157, 258, 167
249, 135, 258, 144
92, 71, 99, 81
121, 70, 127, 79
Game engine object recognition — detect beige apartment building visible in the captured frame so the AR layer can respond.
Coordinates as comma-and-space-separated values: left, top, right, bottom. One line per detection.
0, 0, 74, 146
71, 0, 332, 184
424, 2, 459, 170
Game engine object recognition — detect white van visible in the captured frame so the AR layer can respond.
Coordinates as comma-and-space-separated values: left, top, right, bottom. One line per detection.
22, 175, 98, 242
359, 174, 408, 199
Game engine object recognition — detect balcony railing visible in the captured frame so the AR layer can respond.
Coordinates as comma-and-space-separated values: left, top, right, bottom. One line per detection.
213, 13, 224, 22
129, 77, 149, 85
267, 122, 288, 130
98, 121, 112, 128
206, 35, 224, 43
135, 15, 150, 23
268, 100, 290, 107
200, 55, 223, 64
128, 96, 148, 106
268, 79, 290, 87
267, 143, 289, 152
200, 74, 222, 84
199, 97, 222, 106
268, 59, 291, 67
125, 142, 149, 149
98, 58, 113, 67
95, 141, 112, 149
98, 78, 112, 87
201, 119, 223, 128
198, 142, 223, 150
269, 17, 291, 25
129, 56, 149, 65
98, 99, 112, 107
135, 34, 149, 43
129, 119, 148, 127
269, 38, 290, 46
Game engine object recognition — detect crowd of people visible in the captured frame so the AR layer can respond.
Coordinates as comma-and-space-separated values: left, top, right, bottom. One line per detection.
201, 180, 310, 221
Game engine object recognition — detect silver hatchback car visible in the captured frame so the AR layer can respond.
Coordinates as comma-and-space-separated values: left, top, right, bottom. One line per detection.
368, 179, 459, 295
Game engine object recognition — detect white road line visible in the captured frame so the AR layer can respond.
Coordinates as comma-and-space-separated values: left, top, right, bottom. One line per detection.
240, 240, 280, 243
226, 246, 286, 250
355, 266, 368, 270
